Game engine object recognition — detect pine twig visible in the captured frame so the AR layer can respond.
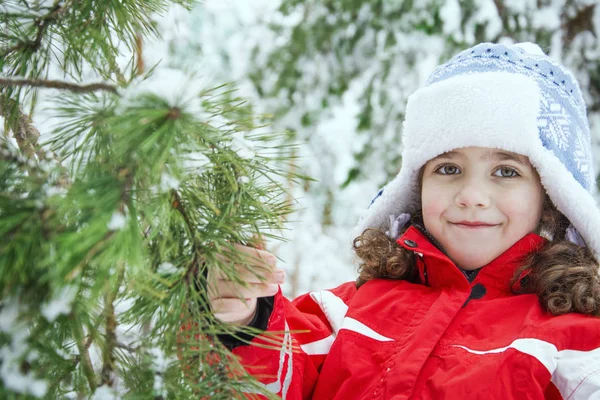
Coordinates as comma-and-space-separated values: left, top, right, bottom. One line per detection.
73, 322, 97, 392
0, 2, 68, 59
170, 189, 204, 282
67, 169, 134, 280
101, 263, 126, 386
0, 78, 118, 94
66, 231, 116, 280
115, 342, 137, 353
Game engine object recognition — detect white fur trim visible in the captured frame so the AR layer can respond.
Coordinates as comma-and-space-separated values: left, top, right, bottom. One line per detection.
356, 71, 600, 260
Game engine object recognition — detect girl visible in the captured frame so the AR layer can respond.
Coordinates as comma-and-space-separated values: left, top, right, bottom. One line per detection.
208, 42, 600, 399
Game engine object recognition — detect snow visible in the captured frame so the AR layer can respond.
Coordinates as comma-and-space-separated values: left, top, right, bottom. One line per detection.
0, 298, 20, 333
0, 300, 48, 398
472, 0, 503, 40
230, 132, 256, 160
118, 68, 209, 117
107, 212, 127, 231
40, 285, 78, 322
44, 184, 68, 197
36, 0, 57, 8
148, 346, 170, 396
91, 385, 119, 400
440, 0, 461, 36
160, 173, 180, 191
532, 7, 561, 31
157, 262, 178, 274
182, 152, 210, 173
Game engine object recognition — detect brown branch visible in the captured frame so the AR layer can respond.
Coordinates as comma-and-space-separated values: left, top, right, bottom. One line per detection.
562, 4, 597, 46
0, 77, 118, 94
170, 190, 195, 238
135, 34, 145, 75
101, 263, 126, 387
0, 96, 41, 160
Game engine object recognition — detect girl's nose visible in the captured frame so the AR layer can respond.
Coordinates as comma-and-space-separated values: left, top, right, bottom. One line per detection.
454, 180, 491, 208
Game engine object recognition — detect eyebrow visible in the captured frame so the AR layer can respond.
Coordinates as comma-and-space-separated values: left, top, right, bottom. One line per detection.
431, 150, 528, 165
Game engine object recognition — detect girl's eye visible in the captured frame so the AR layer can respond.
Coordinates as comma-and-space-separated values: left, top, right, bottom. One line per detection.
436, 165, 460, 175
494, 167, 519, 178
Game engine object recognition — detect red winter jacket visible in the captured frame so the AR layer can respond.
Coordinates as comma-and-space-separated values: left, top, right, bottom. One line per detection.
234, 226, 600, 399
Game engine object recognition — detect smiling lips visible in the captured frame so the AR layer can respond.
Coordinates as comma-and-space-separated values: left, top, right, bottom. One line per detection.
451, 221, 499, 229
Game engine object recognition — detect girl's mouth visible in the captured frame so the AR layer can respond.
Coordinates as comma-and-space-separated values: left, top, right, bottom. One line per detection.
452, 221, 499, 229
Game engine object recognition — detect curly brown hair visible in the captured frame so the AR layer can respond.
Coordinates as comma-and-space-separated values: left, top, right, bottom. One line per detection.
353, 197, 600, 317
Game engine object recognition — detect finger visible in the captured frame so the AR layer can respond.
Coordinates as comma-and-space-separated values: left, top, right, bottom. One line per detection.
226, 243, 276, 267
208, 280, 279, 300
212, 298, 257, 325
209, 260, 283, 284
247, 234, 266, 250
212, 267, 285, 285
213, 247, 279, 283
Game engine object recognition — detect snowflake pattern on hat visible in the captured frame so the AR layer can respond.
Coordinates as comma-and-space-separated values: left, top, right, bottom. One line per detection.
426, 43, 593, 191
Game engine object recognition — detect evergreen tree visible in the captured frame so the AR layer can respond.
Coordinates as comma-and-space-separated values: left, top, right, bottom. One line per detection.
0, 1, 298, 398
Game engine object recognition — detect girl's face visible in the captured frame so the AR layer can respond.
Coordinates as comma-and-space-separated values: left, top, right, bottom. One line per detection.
421, 146, 544, 270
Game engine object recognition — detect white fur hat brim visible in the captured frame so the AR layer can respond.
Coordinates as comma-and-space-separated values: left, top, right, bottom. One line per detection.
356, 71, 600, 261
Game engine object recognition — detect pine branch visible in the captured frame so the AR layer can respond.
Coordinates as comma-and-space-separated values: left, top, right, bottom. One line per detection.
170, 189, 207, 300
0, 145, 35, 170
67, 168, 134, 280
115, 342, 137, 353
101, 263, 126, 387
0, 77, 118, 94
0, 1, 68, 59
73, 322, 97, 392
173, 191, 204, 273
66, 231, 116, 280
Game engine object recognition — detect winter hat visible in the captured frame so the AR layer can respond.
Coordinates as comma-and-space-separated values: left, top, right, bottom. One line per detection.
356, 42, 600, 260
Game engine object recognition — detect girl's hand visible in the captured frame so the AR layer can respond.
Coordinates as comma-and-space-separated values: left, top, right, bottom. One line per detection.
208, 244, 284, 326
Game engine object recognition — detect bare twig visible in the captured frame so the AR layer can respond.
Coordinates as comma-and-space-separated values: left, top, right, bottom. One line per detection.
0, 77, 118, 94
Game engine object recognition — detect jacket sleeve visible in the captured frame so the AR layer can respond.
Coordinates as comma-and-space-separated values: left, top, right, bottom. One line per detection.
232, 281, 358, 400
541, 316, 600, 400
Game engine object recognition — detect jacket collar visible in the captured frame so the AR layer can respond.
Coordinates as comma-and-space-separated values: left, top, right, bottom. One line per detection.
397, 226, 547, 294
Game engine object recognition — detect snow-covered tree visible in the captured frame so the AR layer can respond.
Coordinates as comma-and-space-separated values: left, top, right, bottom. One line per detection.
251, 0, 600, 187
0, 1, 298, 398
